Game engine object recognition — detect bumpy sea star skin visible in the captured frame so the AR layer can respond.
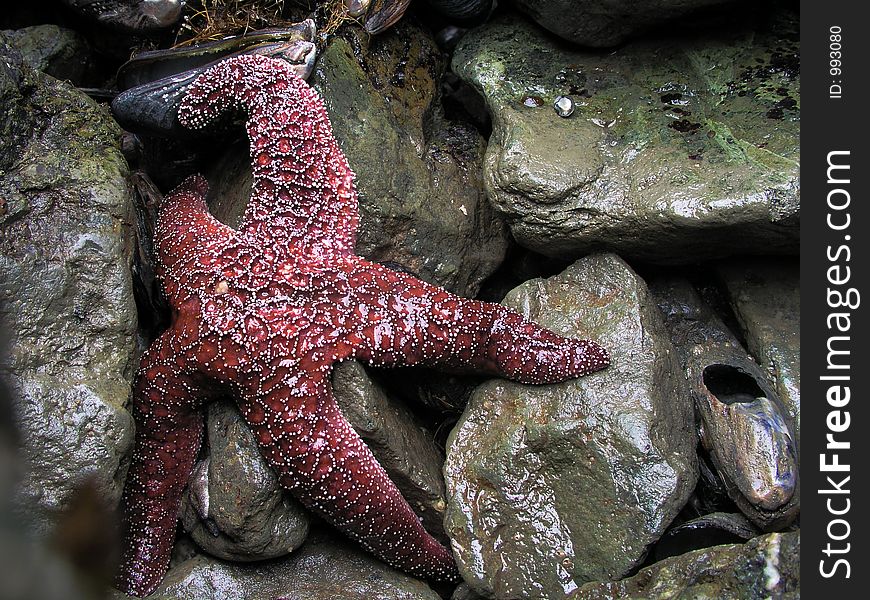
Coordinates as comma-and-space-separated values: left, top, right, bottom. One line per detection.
117, 54, 610, 596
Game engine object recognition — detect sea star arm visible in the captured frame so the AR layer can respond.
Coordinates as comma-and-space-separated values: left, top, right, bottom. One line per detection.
348, 260, 610, 382
236, 368, 459, 581
116, 329, 210, 597
177, 54, 358, 259
154, 174, 237, 302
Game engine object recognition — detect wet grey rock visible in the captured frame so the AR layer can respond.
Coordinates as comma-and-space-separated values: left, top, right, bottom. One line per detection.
0, 25, 92, 84
0, 376, 94, 600
180, 401, 310, 562
511, 0, 735, 47
333, 360, 448, 537
452, 11, 799, 264
0, 46, 136, 536
718, 258, 800, 450
451, 582, 485, 600
124, 532, 441, 600
574, 531, 799, 599
207, 21, 507, 297
445, 253, 697, 598
169, 532, 201, 572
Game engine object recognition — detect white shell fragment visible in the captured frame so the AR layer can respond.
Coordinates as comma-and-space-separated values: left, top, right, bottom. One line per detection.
553, 95, 575, 117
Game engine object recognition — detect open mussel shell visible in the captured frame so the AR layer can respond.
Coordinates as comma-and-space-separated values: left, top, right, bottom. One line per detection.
112, 22, 317, 136
651, 277, 799, 531
61, 0, 184, 32
691, 349, 799, 529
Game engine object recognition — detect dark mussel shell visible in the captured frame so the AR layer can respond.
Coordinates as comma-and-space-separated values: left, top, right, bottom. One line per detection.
112, 21, 317, 136
362, 0, 413, 34
116, 19, 316, 90
345, 0, 372, 18
361, 0, 494, 34
426, 0, 494, 23
652, 512, 759, 562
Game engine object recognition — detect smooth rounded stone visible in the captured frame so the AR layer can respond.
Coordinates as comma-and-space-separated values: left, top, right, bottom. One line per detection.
0, 25, 92, 85
122, 532, 441, 600
444, 253, 697, 598
179, 401, 310, 562
207, 21, 507, 298
574, 531, 799, 599
718, 258, 800, 450
511, 0, 735, 47
0, 47, 136, 536
452, 11, 799, 264
332, 360, 448, 537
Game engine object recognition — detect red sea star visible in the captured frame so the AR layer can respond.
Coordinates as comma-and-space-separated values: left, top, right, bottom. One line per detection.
116, 54, 610, 596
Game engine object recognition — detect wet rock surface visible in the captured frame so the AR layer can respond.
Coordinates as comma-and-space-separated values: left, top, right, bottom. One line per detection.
575, 531, 799, 599
116, 532, 441, 600
0, 24, 93, 85
445, 254, 697, 598
453, 10, 799, 263
179, 400, 310, 562
206, 21, 508, 297
511, 0, 736, 47
718, 258, 800, 449
451, 582, 486, 600
0, 46, 136, 536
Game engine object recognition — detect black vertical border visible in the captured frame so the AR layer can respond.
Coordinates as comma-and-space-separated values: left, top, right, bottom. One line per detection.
801, 1, 869, 595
